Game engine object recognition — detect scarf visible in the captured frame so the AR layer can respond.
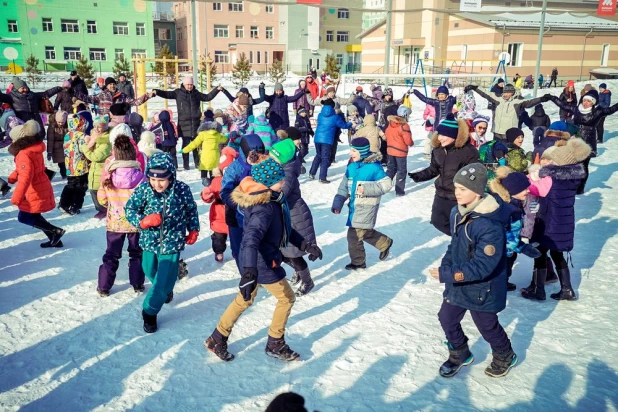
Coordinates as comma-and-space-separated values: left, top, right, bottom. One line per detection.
106, 159, 141, 173
272, 191, 292, 248
578, 104, 592, 114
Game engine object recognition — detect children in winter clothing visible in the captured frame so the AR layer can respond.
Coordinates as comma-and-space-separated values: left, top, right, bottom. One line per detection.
137, 131, 162, 160
347, 105, 364, 138
413, 86, 457, 126
81, 115, 112, 218
353, 113, 385, 155
125, 152, 200, 333
0, 108, 24, 149
182, 120, 228, 186
128, 112, 144, 143
522, 162, 553, 242
47, 111, 69, 178
384, 114, 413, 196
96, 135, 146, 296
409, 114, 479, 235
226, 96, 249, 134
8, 120, 65, 248
332, 137, 393, 270
504, 128, 531, 172
205, 156, 322, 362
532, 121, 571, 161
469, 115, 490, 148
151, 110, 178, 168
430, 163, 517, 379
59, 113, 91, 215
529, 104, 551, 141
294, 107, 314, 165
201, 146, 238, 262
247, 114, 277, 151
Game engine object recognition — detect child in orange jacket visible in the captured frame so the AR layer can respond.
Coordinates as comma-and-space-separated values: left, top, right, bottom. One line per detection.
384, 111, 413, 196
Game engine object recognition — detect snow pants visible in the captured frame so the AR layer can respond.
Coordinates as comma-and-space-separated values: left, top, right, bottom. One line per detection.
438, 301, 511, 353
216, 279, 296, 339
142, 251, 180, 315
431, 195, 458, 236
310, 143, 332, 181
59, 174, 88, 211
387, 155, 408, 195
98, 231, 145, 292
347, 227, 391, 266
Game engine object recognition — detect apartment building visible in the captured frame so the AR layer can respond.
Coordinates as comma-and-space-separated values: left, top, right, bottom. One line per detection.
363, 0, 387, 30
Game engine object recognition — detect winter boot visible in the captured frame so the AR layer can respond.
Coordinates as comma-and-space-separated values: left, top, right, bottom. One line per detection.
204, 329, 235, 362
142, 310, 158, 333
177, 259, 188, 280
345, 262, 366, 270
165, 291, 174, 304
507, 282, 517, 292
319, 179, 331, 184
550, 268, 577, 301
133, 285, 145, 293
295, 268, 314, 297
484, 347, 518, 378
37, 226, 65, 248
521, 268, 546, 300
265, 335, 300, 361
439, 339, 474, 378
97, 287, 110, 297
545, 262, 558, 284
0, 178, 10, 198
379, 238, 393, 261
308, 174, 315, 180
290, 272, 301, 286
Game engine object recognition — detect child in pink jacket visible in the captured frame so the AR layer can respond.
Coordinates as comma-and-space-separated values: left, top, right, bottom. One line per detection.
521, 158, 553, 241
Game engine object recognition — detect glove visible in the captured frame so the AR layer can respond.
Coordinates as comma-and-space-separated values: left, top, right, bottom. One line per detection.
528, 201, 540, 214
302, 241, 323, 261
185, 230, 199, 245
519, 242, 542, 259
543, 94, 552, 101
239, 267, 258, 301
47, 153, 52, 161
139, 213, 162, 229
463, 85, 477, 93
201, 187, 215, 203
408, 172, 420, 182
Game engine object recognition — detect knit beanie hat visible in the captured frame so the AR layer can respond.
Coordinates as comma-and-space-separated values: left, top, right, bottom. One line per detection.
93, 114, 110, 131
582, 89, 599, 105
453, 163, 488, 196
541, 145, 557, 159
62, 80, 72, 88
545, 137, 591, 166
251, 157, 285, 187
326, 86, 336, 94
350, 137, 371, 159
503, 83, 516, 94
285, 126, 301, 141
506, 127, 524, 144
548, 120, 568, 132
219, 146, 238, 172
70, 70, 78, 76
502, 172, 530, 196
497, 78, 505, 85
238, 95, 250, 106
297, 107, 307, 116
137, 131, 162, 157
567, 80, 575, 88
9, 120, 40, 142
182, 76, 194, 85
104, 77, 117, 87
347, 104, 358, 114
265, 392, 306, 412
203, 109, 214, 121
436, 113, 459, 139
12, 77, 27, 90
109, 123, 132, 147
437, 85, 449, 95
270, 138, 297, 164
274, 83, 283, 91
472, 114, 490, 127
55, 110, 68, 125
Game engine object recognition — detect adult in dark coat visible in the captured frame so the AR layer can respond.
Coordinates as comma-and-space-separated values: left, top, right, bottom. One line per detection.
53, 81, 75, 113
69, 71, 88, 97
353, 88, 374, 118
221, 85, 265, 118
558, 81, 577, 121
153, 76, 223, 169
116, 74, 135, 99
292, 79, 313, 116
259, 83, 305, 131
549, 67, 558, 88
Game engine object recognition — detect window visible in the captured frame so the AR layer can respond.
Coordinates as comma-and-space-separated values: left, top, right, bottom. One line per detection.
229, 1, 243, 12
158, 28, 171, 40
336, 54, 343, 65
136, 22, 145, 36
266, 26, 273, 40
87, 20, 97, 34
506, 42, 523, 67
336, 31, 349, 42
316, 58, 320, 70
214, 24, 229, 38
214, 51, 229, 63
61, 19, 79, 33
45, 46, 56, 60
257, 51, 261, 64
213, 2, 222, 11
64, 47, 81, 61
266, 4, 274, 13
7, 20, 17, 33
42, 18, 53, 32
250, 26, 258, 38
461, 44, 467, 61
131, 49, 147, 58
249, 51, 253, 64
326, 30, 333, 42
235, 25, 244, 38
601, 43, 610, 67
337, 8, 349, 19
265, 50, 268, 64
89, 48, 106, 61
115, 49, 125, 60
177, 28, 183, 40
113, 22, 129, 35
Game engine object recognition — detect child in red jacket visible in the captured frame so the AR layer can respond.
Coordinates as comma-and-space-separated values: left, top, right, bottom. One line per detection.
201, 146, 239, 262
385, 111, 413, 196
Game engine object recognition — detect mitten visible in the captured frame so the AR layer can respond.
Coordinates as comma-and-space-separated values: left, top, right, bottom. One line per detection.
140, 213, 162, 229
302, 241, 323, 261
528, 201, 540, 214
7, 171, 17, 185
201, 187, 215, 203
185, 230, 199, 245
408, 172, 420, 182
519, 242, 541, 259
239, 267, 258, 301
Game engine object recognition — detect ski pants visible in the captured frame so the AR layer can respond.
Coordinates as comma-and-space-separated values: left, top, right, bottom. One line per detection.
142, 251, 180, 315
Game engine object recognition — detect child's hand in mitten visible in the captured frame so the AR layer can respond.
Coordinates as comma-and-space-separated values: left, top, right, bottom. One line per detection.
185, 230, 199, 245
201, 187, 215, 203
140, 213, 162, 229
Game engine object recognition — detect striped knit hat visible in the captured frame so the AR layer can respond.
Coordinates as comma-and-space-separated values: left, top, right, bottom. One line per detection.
351, 137, 371, 159
436, 113, 459, 139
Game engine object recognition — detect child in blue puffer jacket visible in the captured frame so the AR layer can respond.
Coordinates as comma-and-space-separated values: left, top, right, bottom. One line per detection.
125, 152, 200, 333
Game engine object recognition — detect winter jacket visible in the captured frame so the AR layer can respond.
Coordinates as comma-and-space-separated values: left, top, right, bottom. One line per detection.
549, 96, 618, 157
125, 152, 200, 254
156, 110, 177, 147
532, 127, 570, 160
260, 88, 305, 131
226, 100, 249, 134
332, 153, 392, 230
294, 115, 314, 145
423, 104, 436, 132
0, 86, 62, 136
203, 174, 228, 235
413, 90, 457, 126
305, 79, 323, 101
247, 114, 277, 150
222, 89, 264, 118
293, 80, 313, 114
232, 177, 304, 284
352, 115, 382, 153
473, 87, 547, 135
439, 195, 509, 313
63, 115, 90, 177
410, 124, 480, 200
532, 163, 585, 252
529, 104, 550, 135
117, 80, 135, 99
7, 137, 55, 213
153, 86, 219, 139
70, 76, 88, 97
46, 116, 68, 163
97, 160, 144, 233
599, 89, 612, 109
128, 113, 143, 142
313, 105, 352, 145
182, 121, 228, 171
384, 116, 413, 157
53, 89, 75, 113
353, 95, 374, 118
558, 89, 577, 119
78, 89, 149, 117
80, 130, 111, 190
505, 144, 530, 173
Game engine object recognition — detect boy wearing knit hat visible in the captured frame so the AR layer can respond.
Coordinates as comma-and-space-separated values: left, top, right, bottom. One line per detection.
504, 127, 531, 172
429, 163, 518, 378
412, 85, 457, 127
205, 156, 322, 362
332, 137, 394, 270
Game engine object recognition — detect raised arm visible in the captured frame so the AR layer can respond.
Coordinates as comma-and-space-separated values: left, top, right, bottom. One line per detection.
286, 89, 306, 103
197, 87, 221, 102
467, 86, 499, 106
153, 89, 177, 100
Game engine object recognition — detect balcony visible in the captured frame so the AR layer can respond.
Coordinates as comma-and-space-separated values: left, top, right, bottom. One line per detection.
153, 12, 174, 21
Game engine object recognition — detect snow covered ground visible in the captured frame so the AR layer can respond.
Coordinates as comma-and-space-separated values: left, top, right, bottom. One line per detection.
1, 79, 618, 411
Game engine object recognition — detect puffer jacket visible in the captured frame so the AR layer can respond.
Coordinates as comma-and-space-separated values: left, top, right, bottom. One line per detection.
313, 105, 352, 145
53, 89, 75, 113
156, 110, 177, 147
353, 95, 374, 118
97, 160, 144, 233
0, 86, 62, 136
7, 136, 55, 213
247, 114, 277, 150
384, 115, 413, 157
532, 127, 570, 160
80, 130, 111, 190
423, 104, 436, 132
46, 116, 68, 163
294, 115, 314, 144
558, 89, 577, 119
352, 114, 383, 153
70, 76, 88, 96
182, 121, 228, 171
599, 89, 612, 109
125, 152, 200, 254
63, 114, 90, 177
117, 80, 135, 99
293, 80, 313, 113
153, 85, 220, 138
505, 144, 530, 173
261, 88, 306, 130
332, 152, 392, 229
529, 104, 550, 134
413, 90, 457, 126
439, 195, 509, 313
77, 89, 149, 117
305, 78, 323, 101
203, 174, 228, 235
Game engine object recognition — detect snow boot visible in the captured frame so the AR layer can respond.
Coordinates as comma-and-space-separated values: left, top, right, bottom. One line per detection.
97, 287, 110, 297
319, 179, 331, 184
379, 238, 393, 261
545, 262, 558, 284
133, 285, 145, 293
295, 268, 314, 297
550, 268, 577, 301
165, 291, 173, 304
345, 262, 366, 270
142, 310, 158, 333
507, 282, 517, 292
439, 339, 474, 378
37, 226, 65, 248
204, 329, 234, 361
521, 268, 546, 300
290, 272, 301, 286
265, 335, 300, 361
177, 259, 188, 280
484, 347, 518, 378
0, 178, 10, 198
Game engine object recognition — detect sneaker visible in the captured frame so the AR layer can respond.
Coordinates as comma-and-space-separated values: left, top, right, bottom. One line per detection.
319, 179, 331, 184
507, 282, 517, 292
142, 310, 158, 333
484, 348, 518, 378
439, 341, 474, 378
379, 238, 393, 261
309, 174, 315, 180
165, 291, 174, 304
97, 287, 110, 297
204, 335, 235, 362
215, 254, 224, 262
345, 262, 366, 270
290, 272, 301, 286
265, 336, 300, 361
295, 279, 314, 297
133, 285, 145, 293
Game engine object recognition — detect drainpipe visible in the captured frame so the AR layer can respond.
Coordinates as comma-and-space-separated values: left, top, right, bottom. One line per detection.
532, 0, 548, 97
500, 24, 507, 53
579, 28, 594, 82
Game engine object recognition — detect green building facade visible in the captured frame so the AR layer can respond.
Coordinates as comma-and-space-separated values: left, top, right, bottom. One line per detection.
0, 0, 24, 72
2, 0, 155, 73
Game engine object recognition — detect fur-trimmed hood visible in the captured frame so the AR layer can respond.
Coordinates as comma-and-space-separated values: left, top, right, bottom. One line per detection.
545, 129, 570, 140
489, 166, 514, 203
197, 120, 222, 133
431, 118, 470, 149
231, 176, 272, 207
540, 163, 586, 181
386, 115, 406, 125
8, 135, 43, 156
